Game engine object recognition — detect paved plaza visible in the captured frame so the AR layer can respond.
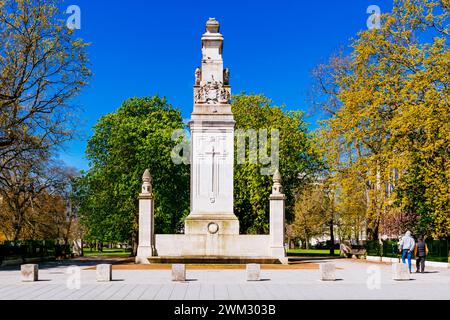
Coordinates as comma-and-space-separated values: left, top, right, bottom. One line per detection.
0, 259, 449, 300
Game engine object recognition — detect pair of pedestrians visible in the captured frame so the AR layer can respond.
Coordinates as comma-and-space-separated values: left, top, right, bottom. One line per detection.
398, 231, 429, 273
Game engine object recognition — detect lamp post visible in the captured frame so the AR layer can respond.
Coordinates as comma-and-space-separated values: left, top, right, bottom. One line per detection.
323, 186, 335, 256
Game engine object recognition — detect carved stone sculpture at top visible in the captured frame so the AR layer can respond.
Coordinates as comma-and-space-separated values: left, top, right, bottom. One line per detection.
194, 17, 231, 106
195, 67, 201, 86
141, 169, 152, 194
194, 79, 231, 104
206, 17, 220, 33
272, 170, 282, 195
223, 68, 230, 85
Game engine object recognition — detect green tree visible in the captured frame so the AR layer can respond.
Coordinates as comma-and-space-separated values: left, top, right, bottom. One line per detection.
79, 96, 189, 253
232, 94, 322, 234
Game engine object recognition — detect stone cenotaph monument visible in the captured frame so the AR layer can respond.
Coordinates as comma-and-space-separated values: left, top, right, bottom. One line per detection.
185, 17, 239, 236
136, 18, 287, 264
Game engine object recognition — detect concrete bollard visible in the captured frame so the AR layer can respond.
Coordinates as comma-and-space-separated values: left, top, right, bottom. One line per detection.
172, 264, 186, 282
246, 264, 261, 281
96, 264, 112, 282
21, 264, 38, 282
392, 263, 410, 281
320, 263, 336, 281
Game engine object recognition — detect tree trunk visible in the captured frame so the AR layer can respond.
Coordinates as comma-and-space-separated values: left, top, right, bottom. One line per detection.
329, 218, 335, 256
63, 215, 74, 259
131, 230, 138, 257
12, 208, 24, 241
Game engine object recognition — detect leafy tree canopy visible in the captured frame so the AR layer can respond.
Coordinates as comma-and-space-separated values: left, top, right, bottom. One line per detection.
78, 96, 189, 243
232, 94, 322, 233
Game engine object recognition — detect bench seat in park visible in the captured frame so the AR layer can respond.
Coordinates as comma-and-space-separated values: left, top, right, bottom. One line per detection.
340, 244, 367, 259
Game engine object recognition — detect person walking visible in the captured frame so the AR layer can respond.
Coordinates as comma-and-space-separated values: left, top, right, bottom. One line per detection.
414, 237, 429, 273
398, 231, 415, 273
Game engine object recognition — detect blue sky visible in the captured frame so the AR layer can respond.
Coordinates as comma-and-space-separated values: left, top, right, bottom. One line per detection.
59, 0, 392, 170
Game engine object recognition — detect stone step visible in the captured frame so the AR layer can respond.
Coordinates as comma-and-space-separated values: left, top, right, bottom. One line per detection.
147, 256, 281, 264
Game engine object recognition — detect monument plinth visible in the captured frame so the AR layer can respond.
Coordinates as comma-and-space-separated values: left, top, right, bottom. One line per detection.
185, 18, 239, 236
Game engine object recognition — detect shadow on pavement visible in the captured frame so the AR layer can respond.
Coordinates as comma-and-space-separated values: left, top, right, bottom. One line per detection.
0, 256, 135, 271
288, 256, 343, 263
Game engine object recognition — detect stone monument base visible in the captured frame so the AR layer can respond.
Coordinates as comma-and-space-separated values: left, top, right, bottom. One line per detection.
141, 234, 286, 264
148, 256, 281, 264
184, 213, 240, 235
135, 246, 155, 264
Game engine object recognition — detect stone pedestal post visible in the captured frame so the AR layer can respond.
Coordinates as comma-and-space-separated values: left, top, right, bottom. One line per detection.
392, 263, 411, 281
320, 263, 336, 281
172, 264, 186, 282
96, 264, 112, 282
136, 169, 157, 264
246, 264, 261, 281
269, 170, 287, 264
21, 264, 38, 282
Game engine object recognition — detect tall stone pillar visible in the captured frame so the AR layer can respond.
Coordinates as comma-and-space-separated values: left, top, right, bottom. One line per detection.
135, 169, 157, 264
185, 18, 239, 237
269, 170, 287, 264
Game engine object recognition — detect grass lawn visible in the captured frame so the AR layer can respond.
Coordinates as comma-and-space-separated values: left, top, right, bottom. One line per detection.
82, 248, 132, 257
287, 249, 341, 256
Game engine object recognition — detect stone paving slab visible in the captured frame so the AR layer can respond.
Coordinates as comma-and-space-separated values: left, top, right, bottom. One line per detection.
0, 260, 449, 300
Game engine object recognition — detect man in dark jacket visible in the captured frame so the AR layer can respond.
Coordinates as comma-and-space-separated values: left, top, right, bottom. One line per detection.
414, 237, 429, 273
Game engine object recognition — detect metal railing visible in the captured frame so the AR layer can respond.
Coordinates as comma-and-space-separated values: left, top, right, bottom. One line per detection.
0, 240, 71, 264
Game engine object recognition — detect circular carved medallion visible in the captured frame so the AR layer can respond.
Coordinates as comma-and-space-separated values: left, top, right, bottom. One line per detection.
207, 222, 219, 234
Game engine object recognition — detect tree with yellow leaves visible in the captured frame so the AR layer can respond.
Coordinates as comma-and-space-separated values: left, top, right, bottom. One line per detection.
314, 0, 449, 239
289, 184, 331, 249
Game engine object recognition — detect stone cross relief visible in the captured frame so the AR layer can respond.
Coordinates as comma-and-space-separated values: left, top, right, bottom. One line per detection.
195, 135, 228, 204
205, 146, 220, 203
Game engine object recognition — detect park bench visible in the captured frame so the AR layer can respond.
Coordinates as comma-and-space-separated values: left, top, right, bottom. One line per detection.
340, 244, 367, 259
